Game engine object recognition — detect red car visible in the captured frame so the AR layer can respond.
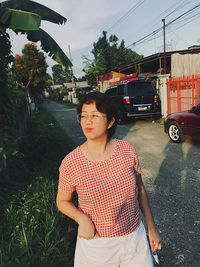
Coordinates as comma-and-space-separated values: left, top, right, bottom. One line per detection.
164, 103, 200, 143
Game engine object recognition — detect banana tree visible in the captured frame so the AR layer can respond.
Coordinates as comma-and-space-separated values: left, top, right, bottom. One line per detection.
0, 0, 72, 68
0, 6, 41, 31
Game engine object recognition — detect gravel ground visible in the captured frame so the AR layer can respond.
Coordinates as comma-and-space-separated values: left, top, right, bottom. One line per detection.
43, 100, 200, 267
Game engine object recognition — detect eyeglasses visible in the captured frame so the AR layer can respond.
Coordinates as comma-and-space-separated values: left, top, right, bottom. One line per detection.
77, 113, 106, 122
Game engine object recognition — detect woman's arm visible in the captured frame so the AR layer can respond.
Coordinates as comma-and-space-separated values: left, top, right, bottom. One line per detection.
136, 173, 162, 251
56, 190, 96, 239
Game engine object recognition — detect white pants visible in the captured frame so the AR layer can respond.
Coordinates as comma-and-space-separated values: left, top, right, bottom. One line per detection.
74, 221, 153, 267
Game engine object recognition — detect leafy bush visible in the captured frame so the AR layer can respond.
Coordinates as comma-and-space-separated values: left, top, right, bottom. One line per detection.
20, 106, 75, 179
0, 177, 77, 267
0, 106, 77, 266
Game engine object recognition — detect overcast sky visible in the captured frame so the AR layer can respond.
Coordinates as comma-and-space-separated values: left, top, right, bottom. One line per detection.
5, 0, 200, 77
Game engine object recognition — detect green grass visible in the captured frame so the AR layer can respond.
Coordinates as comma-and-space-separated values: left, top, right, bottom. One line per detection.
0, 106, 77, 267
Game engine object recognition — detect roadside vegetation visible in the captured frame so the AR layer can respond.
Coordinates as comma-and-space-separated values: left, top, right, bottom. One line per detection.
0, 107, 77, 267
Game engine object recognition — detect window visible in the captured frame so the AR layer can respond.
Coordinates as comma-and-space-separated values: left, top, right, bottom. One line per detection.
117, 85, 124, 95
110, 87, 117, 96
127, 82, 155, 96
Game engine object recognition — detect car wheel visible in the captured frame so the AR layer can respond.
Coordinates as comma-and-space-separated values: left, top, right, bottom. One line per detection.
168, 122, 184, 143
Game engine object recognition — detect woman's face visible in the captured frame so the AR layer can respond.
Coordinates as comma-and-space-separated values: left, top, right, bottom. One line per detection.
80, 102, 114, 141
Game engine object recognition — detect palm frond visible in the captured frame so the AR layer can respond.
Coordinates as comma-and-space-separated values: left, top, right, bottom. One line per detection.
0, 7, 41, 31
1, 0, 67, 25
18, 28, 72, 68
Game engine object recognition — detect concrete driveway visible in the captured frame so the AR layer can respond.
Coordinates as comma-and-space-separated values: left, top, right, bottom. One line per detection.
43, 100, 200, 267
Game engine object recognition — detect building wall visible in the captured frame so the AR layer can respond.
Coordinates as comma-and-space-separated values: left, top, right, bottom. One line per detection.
171, 53, 200, 77
157, 75, 170, 117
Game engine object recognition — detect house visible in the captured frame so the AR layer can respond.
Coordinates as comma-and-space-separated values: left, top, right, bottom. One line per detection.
111, 46, 200, 76
99, 71, 126, 92
98, 46, 200, 117
64, 81, 91, 103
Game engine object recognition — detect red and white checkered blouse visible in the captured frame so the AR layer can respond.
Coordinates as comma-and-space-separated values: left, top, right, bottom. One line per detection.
58, 139, 141, 238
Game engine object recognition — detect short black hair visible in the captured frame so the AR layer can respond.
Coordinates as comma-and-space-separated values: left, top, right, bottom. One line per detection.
77, 91, 119, 140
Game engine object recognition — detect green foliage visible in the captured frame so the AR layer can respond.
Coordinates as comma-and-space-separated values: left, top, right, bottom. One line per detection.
52, 64, 68, 84
47, 85, 69, 103
1, 0, 67, 26
12, 43, 48, 100
92, 31, 143, 71
20, 107, 75, 179
21, 28, 72, 68
0, 106, 77, 266
82, 55, 104, 86
0, 4, 41, 31
0, 177, 77, 267
47, 86, 62, 102
0, 135, 23, 172
82, 31, 143, 86
0, 30, 13, 112
1, 0, 72, 68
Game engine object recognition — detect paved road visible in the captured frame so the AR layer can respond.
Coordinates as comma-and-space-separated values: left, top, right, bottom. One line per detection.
43, 100, 200, 267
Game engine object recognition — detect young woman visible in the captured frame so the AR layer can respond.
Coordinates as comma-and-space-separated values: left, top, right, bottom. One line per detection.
56, 92, 162, 267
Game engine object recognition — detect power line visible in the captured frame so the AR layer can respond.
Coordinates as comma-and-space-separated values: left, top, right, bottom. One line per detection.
126, 0, 192, 45
79, 0, 146, 56
164, 0, 192, 19
107, 0, 146, 32
127, 3, 200, 48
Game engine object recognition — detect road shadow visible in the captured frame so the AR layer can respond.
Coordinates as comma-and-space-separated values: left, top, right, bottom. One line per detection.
154, 142, 184, 195
152, 140, 200, 266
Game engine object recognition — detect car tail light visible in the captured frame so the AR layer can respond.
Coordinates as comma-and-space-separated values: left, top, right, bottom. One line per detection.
123, 96, 130, 104
154, 95, 158, 104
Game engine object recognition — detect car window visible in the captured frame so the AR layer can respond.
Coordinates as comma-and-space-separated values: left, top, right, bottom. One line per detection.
105, 89, 111, 95
117, 84, 124, 95
110, 87, 117, 96
127, 82, 155, 96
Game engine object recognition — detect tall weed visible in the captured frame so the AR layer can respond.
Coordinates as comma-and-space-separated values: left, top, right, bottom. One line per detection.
0, 177, 77, 267
0, 106, 77, 266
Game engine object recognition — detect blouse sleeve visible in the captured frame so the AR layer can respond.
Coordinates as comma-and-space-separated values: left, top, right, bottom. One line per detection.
58, 157, 76, 193
131, 145, 141, 175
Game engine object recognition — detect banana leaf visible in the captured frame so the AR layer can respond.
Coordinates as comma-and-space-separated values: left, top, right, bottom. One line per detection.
19, 28, 72, 68
0, 1, 71, 68
0, 7, 41, 30
1, 0, 67, 25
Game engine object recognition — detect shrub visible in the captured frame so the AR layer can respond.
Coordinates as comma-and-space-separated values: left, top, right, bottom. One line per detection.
0, 177, 77, 267
0, 105, 77, 266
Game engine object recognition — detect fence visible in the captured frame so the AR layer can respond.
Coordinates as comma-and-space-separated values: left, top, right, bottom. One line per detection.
166, 74, 200, 115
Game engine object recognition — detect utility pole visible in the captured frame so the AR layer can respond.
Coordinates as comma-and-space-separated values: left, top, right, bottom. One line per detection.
162, 19, 166, 74
68, 44, 76, 100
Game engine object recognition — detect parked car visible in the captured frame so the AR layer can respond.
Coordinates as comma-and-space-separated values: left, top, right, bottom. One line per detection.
164, 103, 200, 143
105, 80, 161, 123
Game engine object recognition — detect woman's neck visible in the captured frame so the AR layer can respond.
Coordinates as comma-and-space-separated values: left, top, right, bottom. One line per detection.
85, 137, 109, 155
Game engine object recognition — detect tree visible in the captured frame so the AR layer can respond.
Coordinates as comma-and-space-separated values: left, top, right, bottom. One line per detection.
82, 31, 143, 86
0, 0, 72, 68
0, 4, 41, 31
12, 43, 48, 100
52, 64, 67, 84
92, 31, 143, 72
0, 1, 72, 124
0, 30, 13, 104
82, 55, 104, 86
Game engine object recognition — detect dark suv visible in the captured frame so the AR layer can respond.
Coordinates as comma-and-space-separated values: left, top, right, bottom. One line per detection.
105, 80, 161, 123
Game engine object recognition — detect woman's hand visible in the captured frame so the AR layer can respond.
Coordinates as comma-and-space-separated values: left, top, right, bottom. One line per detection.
78, 214, 96, 239
148, 227, 162, 251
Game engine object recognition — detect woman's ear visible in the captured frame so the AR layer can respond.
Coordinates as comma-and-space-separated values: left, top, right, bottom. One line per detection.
108, 117, 115, 129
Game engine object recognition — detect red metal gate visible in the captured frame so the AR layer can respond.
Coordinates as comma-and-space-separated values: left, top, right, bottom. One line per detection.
166, 74, 200, 114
